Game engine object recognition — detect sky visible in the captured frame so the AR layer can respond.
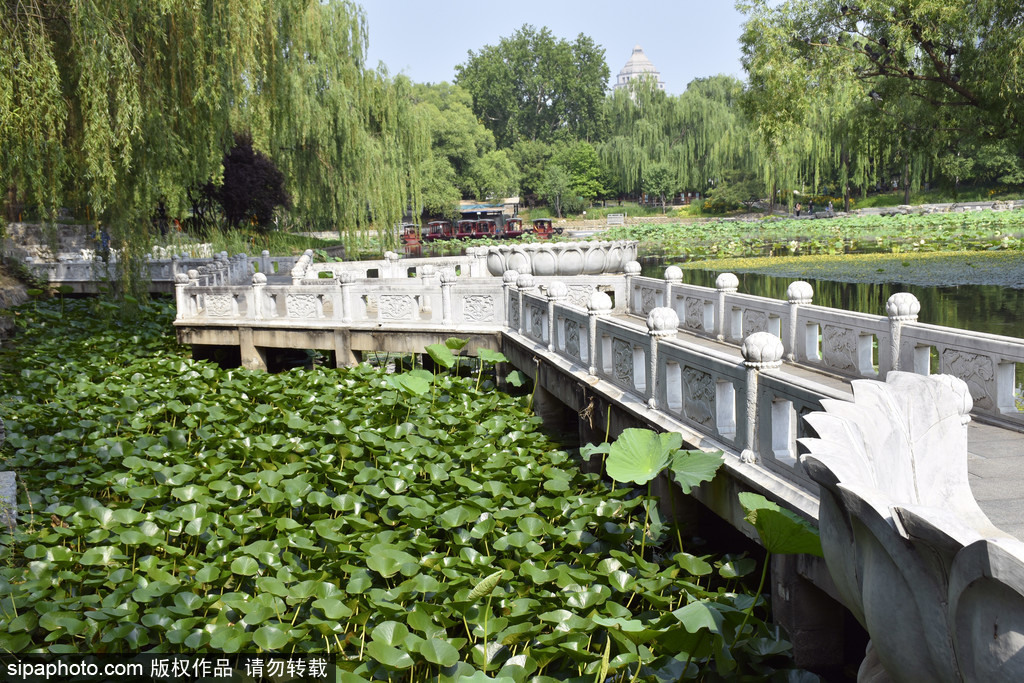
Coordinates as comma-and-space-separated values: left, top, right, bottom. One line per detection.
361, 1, 750, 96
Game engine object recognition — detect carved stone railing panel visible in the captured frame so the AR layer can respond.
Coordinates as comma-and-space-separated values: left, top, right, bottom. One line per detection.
553, 304, 590, 366
900, 322, 1024, 426
594, 318, 652, 397
521, 291, 549, 346
627, 275, 668, 317
720, 292, 789, 346
796, 305, 892, 379
669, 284, 717, 336
754, 369, 847, 487
657, 338, 746, 448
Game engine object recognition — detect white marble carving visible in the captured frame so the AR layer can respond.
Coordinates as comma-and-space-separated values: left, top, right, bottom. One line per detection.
684, 297, 704, 330
464, 295, 495, 323
565, 320, 581, 359
568, 285, 594, 308
484, 241, 638, 276
509, 298, 520, 330
612, 339, 633, 386
800, 372, 1024, 683
822, 324, 857, 372
942, 349, 994, 410
205, 294, 235, 318
530, 305, 545, 339
380, 295, 415, 320
286, 294, 319, 318
742, 309, 770, 336
682, 366, 714, 426
640, 288, 657, 315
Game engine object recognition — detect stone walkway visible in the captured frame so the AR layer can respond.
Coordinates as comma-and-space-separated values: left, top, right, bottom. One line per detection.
968, 421, 1024, 539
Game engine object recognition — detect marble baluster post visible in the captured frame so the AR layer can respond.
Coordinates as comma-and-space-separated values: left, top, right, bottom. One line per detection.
786, 281, 814, 362
740, 332, 784, 464
716, 273, 739, 342
646, 307, 680, 410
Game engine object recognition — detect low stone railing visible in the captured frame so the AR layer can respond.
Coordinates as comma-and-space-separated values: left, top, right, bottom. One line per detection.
25, 251, 256, 289
302, 249, 487, 281
624, 266, 1024, 428
174, 265, 626, 330
507, 276, 849, 486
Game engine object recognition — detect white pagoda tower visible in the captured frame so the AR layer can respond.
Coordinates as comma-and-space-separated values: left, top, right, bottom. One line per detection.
614, 45, 665, 91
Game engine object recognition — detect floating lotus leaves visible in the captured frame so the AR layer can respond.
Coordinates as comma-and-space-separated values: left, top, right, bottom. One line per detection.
0, 299, 809, 679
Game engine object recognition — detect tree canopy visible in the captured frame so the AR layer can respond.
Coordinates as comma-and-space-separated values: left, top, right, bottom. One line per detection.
1, 0, 427, 247
454, 25, 610, 148
410, 83, 518, 216
738, 0, 1024, 204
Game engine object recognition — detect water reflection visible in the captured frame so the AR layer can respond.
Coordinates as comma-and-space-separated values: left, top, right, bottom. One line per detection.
641, 261, 1024, 341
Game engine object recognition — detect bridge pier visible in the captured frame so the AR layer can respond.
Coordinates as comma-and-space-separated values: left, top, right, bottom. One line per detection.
240, 328, 267, 371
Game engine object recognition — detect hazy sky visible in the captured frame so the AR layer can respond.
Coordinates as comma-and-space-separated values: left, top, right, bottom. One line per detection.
361, 1, 750, 96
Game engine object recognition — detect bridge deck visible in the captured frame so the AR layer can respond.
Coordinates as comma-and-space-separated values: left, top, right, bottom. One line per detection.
608, 312, 1024, 540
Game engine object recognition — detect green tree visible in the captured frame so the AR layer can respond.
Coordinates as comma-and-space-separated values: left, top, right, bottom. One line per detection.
641, 163, 678, 211
539, 165, 573, 218
599, 76, 757, 201
454, 25, 610, 148
469, 150, 520, 203
510, 140, 556, 207
0, 0, 427, 277
551, 141, 607, 203
410, 83, 519, 211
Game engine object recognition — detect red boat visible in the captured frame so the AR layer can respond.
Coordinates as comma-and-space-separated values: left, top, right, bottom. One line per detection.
399, 223, 420, 246
423, 220, 452, 243
454, 219, 477, 240
472, 219, 499, 239
531, 218, 562, 239
502, 217, 524, 239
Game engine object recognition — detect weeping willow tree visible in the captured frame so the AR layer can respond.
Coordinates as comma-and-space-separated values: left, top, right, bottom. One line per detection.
598, 76, 758, 201
1, 0, 426, 293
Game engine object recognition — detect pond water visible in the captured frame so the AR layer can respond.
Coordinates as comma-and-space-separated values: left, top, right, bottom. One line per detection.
641, 260, 1024, 341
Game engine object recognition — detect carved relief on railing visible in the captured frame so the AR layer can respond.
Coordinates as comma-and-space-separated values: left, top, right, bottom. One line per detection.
565, 319, 581, 360
822, 324, 859, 373
462, 295, 495, 323
205, 294, 237, 318
567, 284, 595, 309
681, 366, 715, 427
742, 309, 771, 336
379, 294, 417, 321
612, 338, 634, 386
640, 288, 658, 316
683, 297, 707, 332
509, 297, 520, 331
530, 304, 545, 341
286, 293, 322, 318
942, 349, 996, 411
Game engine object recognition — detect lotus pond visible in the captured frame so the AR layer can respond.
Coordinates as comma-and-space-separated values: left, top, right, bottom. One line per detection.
606, 209, 1024, 262
0, 299, 821, 681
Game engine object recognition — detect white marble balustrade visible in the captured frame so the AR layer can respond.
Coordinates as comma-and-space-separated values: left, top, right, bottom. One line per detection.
621, 267, 1024, 428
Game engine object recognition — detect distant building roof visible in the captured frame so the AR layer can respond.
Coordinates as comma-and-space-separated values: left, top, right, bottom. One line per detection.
614, 45, 665, 91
